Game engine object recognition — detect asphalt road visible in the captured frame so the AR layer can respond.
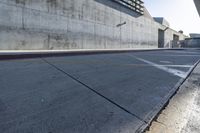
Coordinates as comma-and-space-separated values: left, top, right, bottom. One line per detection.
0, 49, 200, 133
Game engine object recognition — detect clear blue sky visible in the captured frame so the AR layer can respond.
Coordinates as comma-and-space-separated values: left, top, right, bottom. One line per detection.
144, 0, 200, 35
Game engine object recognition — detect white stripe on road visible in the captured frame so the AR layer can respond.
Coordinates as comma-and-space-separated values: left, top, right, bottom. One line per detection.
156, 54, 200, 57
156, 65, 193, 68
129, 55, 189, 78
164, 51, 200, 54
160, 61, 172, 64
135, 54, 200, 57
126, 64, 192, 68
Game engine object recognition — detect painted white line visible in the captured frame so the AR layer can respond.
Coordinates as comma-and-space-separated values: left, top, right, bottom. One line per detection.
125, 64, 192, 68
158, 65, 193, 68
136, 54, 200, 57
161, 55, 200, 57
164, 51, 200, 54
160, 61, 172, 64
129, 55, 188, 78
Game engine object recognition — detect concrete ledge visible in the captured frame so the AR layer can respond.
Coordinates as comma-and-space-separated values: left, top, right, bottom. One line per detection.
0, 48, 193, 60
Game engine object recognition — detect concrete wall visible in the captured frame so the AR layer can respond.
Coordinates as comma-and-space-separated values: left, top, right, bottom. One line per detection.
0, 0, 186, 50
164, 28, 186, 48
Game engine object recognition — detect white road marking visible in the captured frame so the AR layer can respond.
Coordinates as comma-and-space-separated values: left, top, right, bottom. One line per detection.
160, 61, 172, 64
135, 54, 200, 57
125, 64, 192, 68
161, 54, 200, 57
129, 55, 189, 78
164, 51, 200, 54
155, 65, 193, 68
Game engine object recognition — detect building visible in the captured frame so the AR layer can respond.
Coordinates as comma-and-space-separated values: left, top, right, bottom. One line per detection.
0, 0, 186, 50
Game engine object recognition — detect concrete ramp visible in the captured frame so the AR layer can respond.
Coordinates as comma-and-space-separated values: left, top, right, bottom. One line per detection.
0, 58, 145, 133
0, 49, 200, 132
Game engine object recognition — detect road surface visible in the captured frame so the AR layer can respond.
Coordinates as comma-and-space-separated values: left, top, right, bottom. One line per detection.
0, 49, 200, 133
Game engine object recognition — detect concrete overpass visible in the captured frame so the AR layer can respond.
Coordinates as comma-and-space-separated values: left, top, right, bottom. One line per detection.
194, 0, 200, 16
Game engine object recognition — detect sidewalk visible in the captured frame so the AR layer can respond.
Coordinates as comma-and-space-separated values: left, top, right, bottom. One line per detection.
146, 61, 200, 133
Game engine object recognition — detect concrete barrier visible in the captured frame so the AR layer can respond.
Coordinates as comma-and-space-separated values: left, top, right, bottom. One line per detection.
0, 0, 186, 50
180, 38, 200, 48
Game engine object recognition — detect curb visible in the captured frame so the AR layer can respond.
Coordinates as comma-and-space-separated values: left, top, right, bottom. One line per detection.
0, 48, 192, 60
141, 59, 200, 132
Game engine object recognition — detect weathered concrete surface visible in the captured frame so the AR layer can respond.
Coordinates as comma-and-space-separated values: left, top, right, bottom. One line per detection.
0, 58, 145, 133
0, 49, 199, 133
146, 58, 200, 133
0, 0, 186, 50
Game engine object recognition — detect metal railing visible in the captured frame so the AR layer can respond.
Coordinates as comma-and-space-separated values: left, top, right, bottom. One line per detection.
112, 0, 144, 15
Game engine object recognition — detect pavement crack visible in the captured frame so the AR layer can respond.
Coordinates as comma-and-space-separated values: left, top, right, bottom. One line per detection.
41, 57, 146, 124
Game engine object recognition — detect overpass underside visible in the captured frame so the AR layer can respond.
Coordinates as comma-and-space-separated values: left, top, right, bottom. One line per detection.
194, 0, 200, 16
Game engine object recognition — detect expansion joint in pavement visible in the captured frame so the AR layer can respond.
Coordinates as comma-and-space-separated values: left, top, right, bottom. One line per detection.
41, 57, 147, 124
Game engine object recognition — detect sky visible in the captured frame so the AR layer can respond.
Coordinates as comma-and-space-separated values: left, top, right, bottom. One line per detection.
144, 0, 200, 36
